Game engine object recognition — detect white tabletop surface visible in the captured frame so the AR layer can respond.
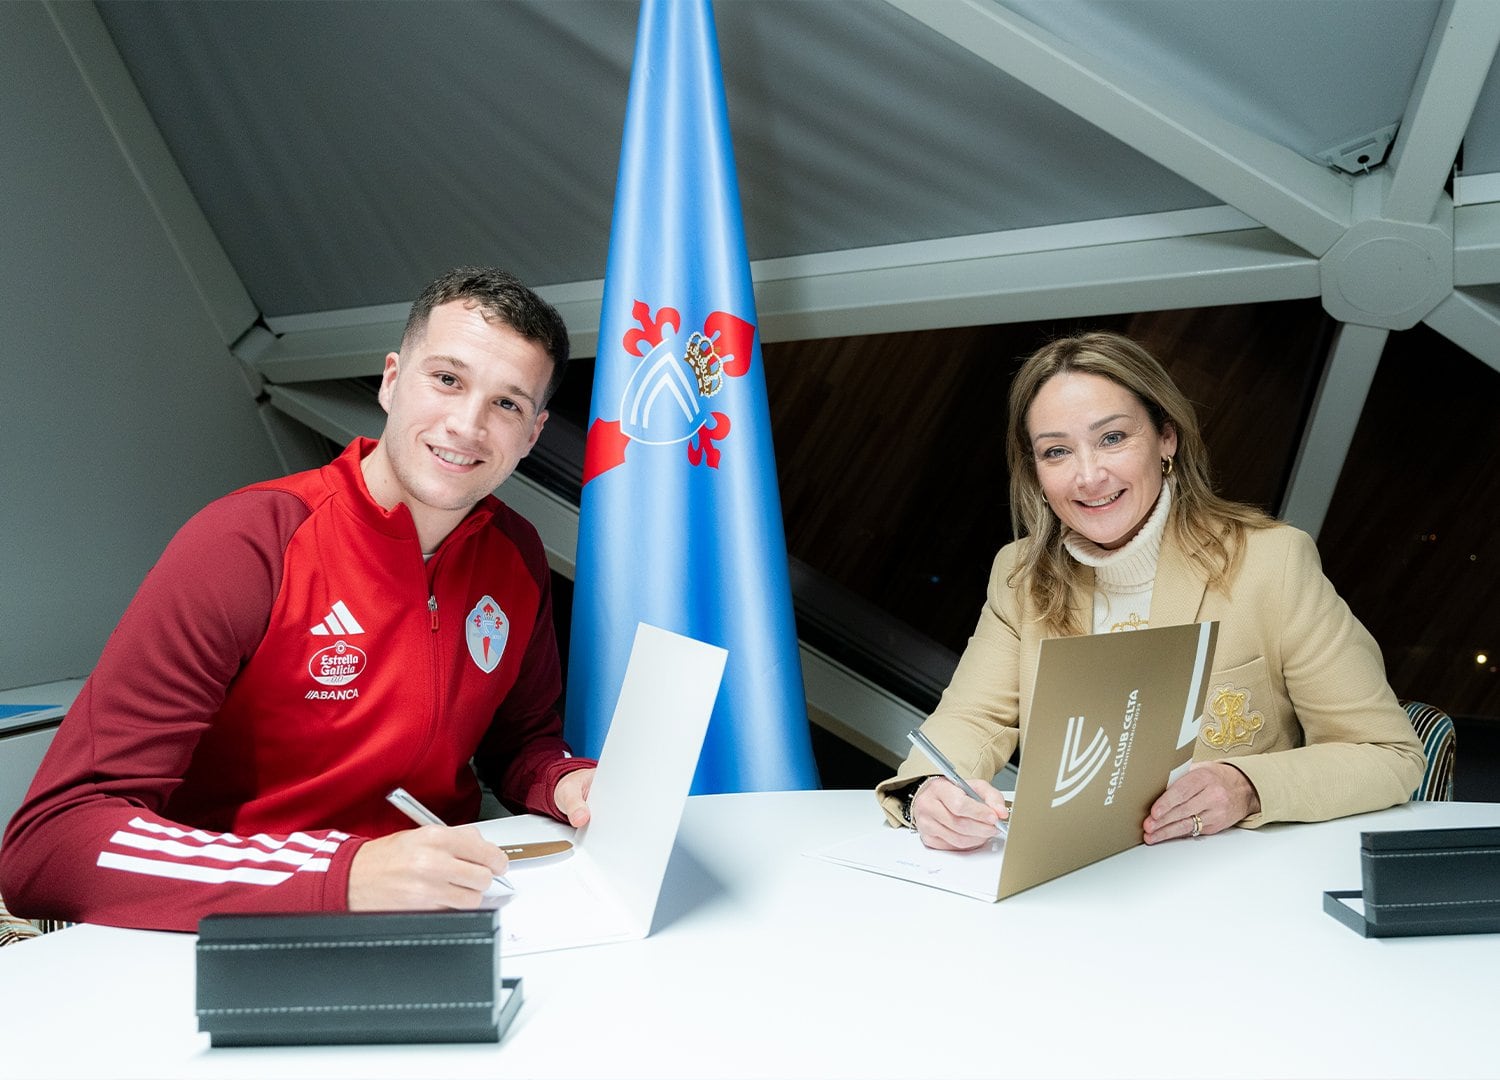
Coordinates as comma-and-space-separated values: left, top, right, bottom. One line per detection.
3, 790, 1498, 1080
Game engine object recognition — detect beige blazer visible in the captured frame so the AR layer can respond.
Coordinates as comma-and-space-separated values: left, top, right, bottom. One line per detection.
877, 524, 1425, 827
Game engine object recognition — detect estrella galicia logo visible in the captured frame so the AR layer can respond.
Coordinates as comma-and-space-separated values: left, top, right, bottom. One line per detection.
1051, 715, 1111, 807
466, 595, 509, 674
582, 300, 756, 484
308, 640, 366, 687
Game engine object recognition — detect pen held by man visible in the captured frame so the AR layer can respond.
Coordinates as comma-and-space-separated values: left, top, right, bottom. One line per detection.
348, 821, 512, 912
364, 786, 514, 903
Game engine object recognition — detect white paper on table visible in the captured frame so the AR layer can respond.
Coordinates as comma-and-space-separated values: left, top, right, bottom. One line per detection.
478, 839, 639, 954
475, 622, 727, 955
809, 826, 1005, 902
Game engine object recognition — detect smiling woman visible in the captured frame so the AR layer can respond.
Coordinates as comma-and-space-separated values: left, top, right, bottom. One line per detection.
876, 331, 1425, 851
1025, 370, 1177, 551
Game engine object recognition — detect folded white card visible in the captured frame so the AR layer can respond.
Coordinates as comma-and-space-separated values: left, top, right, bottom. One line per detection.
476, 622, 728, 955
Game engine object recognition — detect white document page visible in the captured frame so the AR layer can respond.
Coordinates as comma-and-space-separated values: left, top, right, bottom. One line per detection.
810, 823, 1006, 902
483, 845, 637, 954
476, 622, 727, 955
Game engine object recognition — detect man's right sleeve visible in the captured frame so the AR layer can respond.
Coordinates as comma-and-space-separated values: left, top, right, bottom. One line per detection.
0, 491, 365, 932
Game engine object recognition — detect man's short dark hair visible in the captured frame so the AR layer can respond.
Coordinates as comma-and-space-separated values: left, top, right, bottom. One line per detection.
402, 266, 571, 405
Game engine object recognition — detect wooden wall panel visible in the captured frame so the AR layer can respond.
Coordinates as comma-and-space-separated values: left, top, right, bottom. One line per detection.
1318, 323, 1500, 718
763, 301, 1328, 652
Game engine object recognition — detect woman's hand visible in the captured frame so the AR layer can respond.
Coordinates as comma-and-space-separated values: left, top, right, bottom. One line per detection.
1143, 761, 1260, 844
911, 776, 1011, 850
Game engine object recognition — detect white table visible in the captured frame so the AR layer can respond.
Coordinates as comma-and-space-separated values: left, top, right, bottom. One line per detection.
3, 790, 1497, 1079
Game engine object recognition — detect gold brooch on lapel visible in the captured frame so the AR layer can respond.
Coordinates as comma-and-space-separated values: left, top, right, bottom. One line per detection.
1201, 686, 1264, 750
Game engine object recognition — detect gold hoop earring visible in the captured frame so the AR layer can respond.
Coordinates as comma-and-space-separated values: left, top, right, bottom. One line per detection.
1161, 456, 1174, 478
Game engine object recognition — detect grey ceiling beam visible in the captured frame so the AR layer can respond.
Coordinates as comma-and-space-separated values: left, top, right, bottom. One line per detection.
1453, 169, 1500, 206
259, 205, 1260, 355
1423, 287, 1500, 374
261, 381, 382, 444
1319, 1, 1500, 330
802, 645, 928, 771
249, 213, 1314, 382
253, 322, 403, 384
1383, 0, 1500, 226
1319, 2, 1499, 333
1454, 202, 1500, 285
753, 227, 1316, 342
1319, 173, 1453, 331
254, 283, 608, 382
1279, 323, 1391, 538
45, 0, 257, 349
887, 0, 1351, 256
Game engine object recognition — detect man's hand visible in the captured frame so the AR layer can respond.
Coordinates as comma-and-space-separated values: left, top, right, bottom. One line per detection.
911, 776, 1010, 851
347, 824, 508, 911
1143, 761, 1260, 844
554, 767, 595, 828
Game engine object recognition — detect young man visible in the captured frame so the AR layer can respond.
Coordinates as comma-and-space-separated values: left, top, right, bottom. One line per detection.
0, 267, 596, 930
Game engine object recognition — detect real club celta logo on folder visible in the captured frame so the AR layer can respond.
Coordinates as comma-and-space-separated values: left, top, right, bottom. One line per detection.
1051, 716, 1112, 807
998, 620, 1219, 899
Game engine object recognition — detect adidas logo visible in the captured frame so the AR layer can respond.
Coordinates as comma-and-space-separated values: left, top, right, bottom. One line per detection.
310, 601, 365, 637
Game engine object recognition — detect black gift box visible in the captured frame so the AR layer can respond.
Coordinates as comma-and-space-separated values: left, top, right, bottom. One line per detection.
195, 909, 521, 1046
1324, 826, 1500, 938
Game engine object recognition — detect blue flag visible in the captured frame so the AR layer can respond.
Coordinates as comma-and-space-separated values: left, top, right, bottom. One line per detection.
565, 0, 819, 793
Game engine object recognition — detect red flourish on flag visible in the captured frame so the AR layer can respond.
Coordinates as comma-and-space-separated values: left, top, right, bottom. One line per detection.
701, 311, 754, 377
583, 418, 632, 485
687, 412, 731, 468
581, 300, 758, 486
624, 299, 680, 357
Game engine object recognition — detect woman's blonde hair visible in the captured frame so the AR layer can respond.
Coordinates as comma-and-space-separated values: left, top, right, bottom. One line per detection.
1005, 331, 1273, 635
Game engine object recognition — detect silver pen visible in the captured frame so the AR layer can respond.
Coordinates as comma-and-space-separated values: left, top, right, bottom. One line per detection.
386, 786, 515, 890
906, 730, 1009, 835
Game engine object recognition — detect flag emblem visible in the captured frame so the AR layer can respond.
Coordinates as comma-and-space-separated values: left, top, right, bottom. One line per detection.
584, 304, 756, 483
465, 595, 509, 674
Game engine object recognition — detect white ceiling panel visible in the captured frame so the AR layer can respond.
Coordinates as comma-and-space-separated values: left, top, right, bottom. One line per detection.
79, 0, 1500, 544
1006, 0, 1440, 166
97, 0, 1219, 318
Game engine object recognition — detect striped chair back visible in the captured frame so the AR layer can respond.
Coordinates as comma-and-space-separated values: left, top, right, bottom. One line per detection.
1401, 699, 1457, 802
0, 892, 41, 947
0, 891, 73, 947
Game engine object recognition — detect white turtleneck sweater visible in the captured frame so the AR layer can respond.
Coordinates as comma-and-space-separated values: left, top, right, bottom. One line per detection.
1062, 480, 1173, 635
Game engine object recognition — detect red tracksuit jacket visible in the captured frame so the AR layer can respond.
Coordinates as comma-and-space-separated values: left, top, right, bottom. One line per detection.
0, 439, 591, 930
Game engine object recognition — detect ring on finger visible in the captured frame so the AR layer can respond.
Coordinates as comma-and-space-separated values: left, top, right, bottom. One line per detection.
1190, 813, 1203, 838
